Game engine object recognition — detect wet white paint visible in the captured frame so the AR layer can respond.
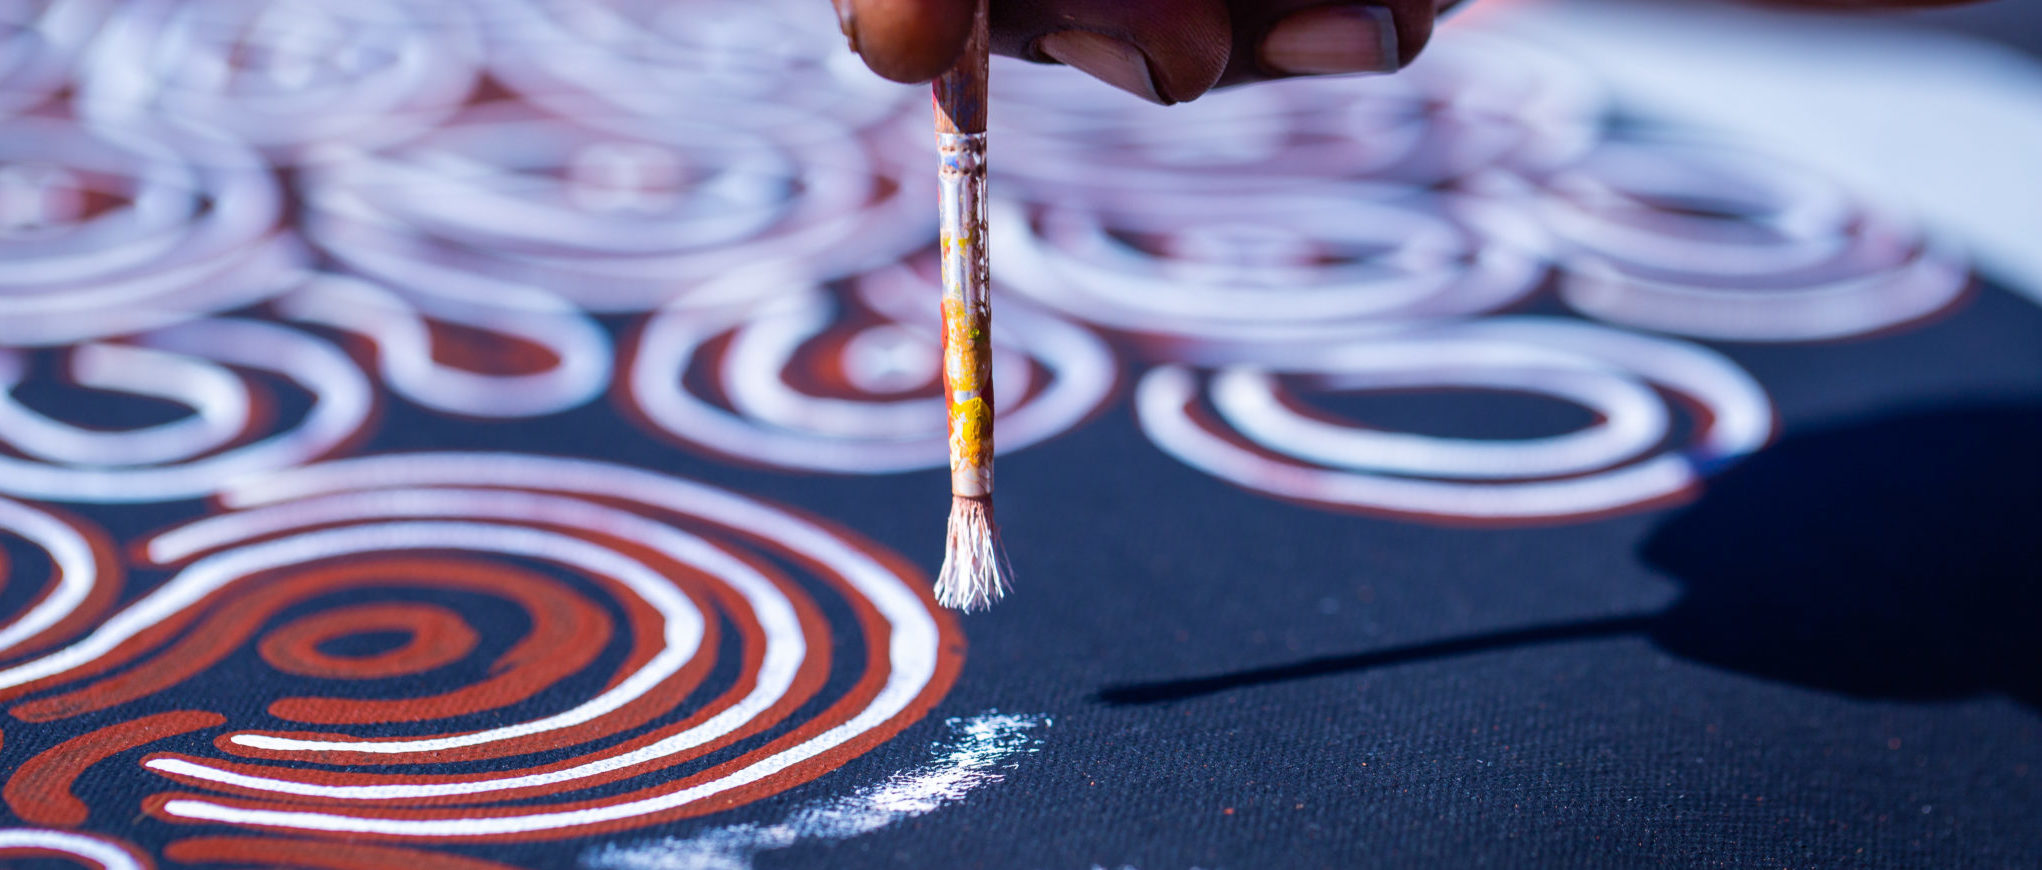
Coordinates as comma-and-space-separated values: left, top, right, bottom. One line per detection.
583, 711, 1049, 870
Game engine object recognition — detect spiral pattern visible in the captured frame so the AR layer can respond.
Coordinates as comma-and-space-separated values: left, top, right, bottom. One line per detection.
1541, 139, 1971, 341
0, 4, 2002, 865
0, 116, 302, 346
626, 258, 1117, 474
75, 0, 482, 161
0, 453, 961, 841
1136, 318, 1775, 524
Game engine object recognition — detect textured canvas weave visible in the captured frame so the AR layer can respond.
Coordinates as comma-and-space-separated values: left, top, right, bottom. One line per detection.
0, 1, 2036, 868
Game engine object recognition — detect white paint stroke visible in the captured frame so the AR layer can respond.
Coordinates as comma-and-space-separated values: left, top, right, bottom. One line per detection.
583, 711, 1050, 870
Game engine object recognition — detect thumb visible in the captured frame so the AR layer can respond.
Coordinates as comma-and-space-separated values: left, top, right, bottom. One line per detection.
834, 0, 978, 83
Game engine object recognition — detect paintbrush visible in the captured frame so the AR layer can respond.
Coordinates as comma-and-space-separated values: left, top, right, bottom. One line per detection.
933, 0, 1010, 612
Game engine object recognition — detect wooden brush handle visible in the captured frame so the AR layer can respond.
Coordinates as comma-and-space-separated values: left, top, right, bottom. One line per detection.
933, 0, 989, 135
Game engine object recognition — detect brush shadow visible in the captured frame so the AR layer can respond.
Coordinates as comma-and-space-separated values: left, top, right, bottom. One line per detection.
1095, 614, 1655, 705
1095, 403, 2042, 709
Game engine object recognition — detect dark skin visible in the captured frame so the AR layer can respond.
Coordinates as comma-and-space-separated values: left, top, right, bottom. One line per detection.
832, 0, 1990, 104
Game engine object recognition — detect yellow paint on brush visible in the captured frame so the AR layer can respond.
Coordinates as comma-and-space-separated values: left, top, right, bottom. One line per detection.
942, 298, 982, 392
950, 396, 992, 468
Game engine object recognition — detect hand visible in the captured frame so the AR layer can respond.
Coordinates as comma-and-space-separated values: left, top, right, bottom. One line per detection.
833, 0, 1454, 105
830, 0, 1991, 105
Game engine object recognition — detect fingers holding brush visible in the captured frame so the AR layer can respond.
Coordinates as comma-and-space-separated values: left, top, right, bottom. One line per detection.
993, 0, 1233, 105
834, 0, 1465, 102
840, 0, 1235, 103
833, 0, 979, 82
1219, 0, 1458, 88
834, 0, 1982, 100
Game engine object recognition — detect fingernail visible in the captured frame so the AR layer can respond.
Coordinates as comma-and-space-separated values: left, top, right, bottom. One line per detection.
1038, 30, 1167, 105
1260, 5, 1398, 76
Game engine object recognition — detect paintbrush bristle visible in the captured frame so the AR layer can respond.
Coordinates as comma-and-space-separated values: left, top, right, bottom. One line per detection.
937, 494, 1011, 612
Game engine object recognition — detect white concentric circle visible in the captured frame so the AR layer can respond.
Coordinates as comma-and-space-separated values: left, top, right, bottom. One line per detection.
76, 0, 483, 161
1543, 139, 1970, 341
0, 117, 303, 346
0, 318, 373, 503
627, 260, 1116, 474
1212, 362, 1669, 481
1137, 317, 1774, 523
302, 101, 932, 313
0, 452, 964, 840
993, 189, 1546, 359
